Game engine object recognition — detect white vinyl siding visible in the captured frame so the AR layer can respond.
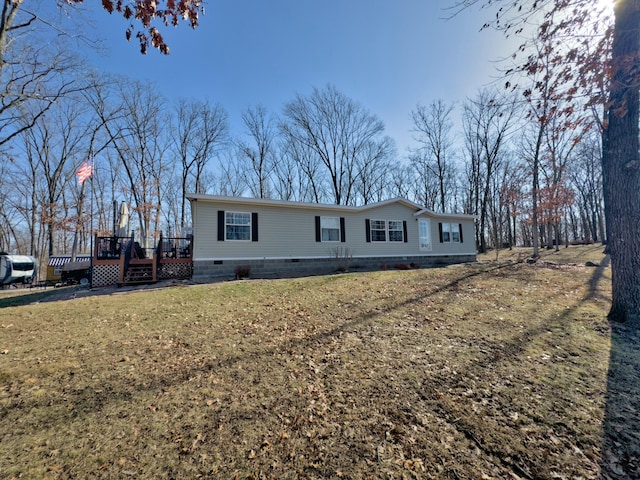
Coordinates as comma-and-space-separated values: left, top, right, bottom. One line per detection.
189, 196, 476, 260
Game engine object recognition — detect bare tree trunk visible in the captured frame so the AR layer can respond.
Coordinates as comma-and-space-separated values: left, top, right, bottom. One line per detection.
602, 0, 640, 322
238, 105, 276, 199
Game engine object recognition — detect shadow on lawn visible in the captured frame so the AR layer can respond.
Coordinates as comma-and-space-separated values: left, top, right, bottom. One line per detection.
6, 263, 521, 419
0, 286, 72, 308
5, 260, 619, 478
580, 253, 640, 478
600, 304, 640, 475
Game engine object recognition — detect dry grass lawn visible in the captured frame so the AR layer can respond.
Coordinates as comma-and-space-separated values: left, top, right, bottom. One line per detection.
1, 245, 633, 479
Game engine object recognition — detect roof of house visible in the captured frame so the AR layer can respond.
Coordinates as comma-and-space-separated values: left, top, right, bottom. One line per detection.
47, 255, 92, 267
186, 194, 477, 220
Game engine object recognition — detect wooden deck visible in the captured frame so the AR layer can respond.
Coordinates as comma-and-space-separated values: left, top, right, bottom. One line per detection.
92, 234, 193, 287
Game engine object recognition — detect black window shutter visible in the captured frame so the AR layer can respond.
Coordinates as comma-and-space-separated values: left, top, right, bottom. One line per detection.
403, 221, 408, 243
217, 210, 225, 241
251, 212, 259, 242
315, 216, 321, 242
459, 223, 463, 243
365, 219, 371, 243
340, 217, 346, 242
438, 222, 443, 243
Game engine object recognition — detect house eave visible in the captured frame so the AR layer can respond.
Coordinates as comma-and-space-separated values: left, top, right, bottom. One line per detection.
186, 194, 474, 219
413, 208, 478, 221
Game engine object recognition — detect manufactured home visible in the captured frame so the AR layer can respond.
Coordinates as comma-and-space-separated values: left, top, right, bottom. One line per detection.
187, 195, 476, 280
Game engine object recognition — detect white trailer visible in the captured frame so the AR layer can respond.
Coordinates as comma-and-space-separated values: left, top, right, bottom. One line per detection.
0, 253, 37, 286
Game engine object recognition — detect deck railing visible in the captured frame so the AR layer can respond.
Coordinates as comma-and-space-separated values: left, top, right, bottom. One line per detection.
156, 233, 193, 260
95, 235, 192, 261
96, 236, 128, 260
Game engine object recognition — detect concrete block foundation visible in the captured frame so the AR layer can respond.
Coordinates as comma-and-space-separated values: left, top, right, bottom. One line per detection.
192, 255, 476, 282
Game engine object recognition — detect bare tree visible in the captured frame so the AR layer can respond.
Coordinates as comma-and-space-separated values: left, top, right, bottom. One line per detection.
354, 137, 395, 205
19, 97, 97, 257
271, 143, 299, 201
462, 90, 518, 253
236, 105, 277, 199
410, 100, 457, 212
100, 78, 171, 249
453, 0, 636, 324
0, 12, 81, 154
485, 152, 521, 252
216, 152, 247, 197
0, 157, 26, 252
569, 133, 605, 244
388, 163, 416, 201
171, 98, 228, 228
279, 134, 326, 203
410, 150, 441, 211
281, 84, 388, 205
537, 108, 580, 250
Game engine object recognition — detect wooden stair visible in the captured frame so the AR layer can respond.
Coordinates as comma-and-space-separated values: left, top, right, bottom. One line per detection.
121, 261, 156, 285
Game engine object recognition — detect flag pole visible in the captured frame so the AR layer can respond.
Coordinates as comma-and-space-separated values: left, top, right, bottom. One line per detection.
70, 182, 85, 263
75, 157, 94, 288
89, 158, 94, 289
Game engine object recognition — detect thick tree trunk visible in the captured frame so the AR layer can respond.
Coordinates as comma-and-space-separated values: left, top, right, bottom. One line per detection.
602, 0, 640, 322
531, 138, 541, 258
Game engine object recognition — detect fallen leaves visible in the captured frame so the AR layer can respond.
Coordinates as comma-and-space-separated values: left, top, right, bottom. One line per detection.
0, 248, 616, 479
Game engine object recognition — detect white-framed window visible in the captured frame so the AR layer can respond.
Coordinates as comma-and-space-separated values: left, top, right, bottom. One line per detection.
419, 219, 432, 251
388, 220, 404, 242
225, 211, 251, 241
442, 222, 451, 242
451, 223, 461, 242
370, 219, 387, 242
368, 219, 405, 242
440, 222, 461, 243
321, 216, 340, 242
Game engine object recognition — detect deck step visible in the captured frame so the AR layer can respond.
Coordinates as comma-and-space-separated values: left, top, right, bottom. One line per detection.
121, 264, 156, 285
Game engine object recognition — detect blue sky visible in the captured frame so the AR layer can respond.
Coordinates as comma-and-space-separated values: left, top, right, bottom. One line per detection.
75, 0, 513, 157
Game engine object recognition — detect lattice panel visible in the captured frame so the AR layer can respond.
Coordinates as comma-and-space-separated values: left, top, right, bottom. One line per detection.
159, 263, 192, 280
92, 264, 120, 287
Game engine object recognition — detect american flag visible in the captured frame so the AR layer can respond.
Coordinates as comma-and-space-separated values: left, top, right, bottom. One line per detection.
76, 160, 93, 185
